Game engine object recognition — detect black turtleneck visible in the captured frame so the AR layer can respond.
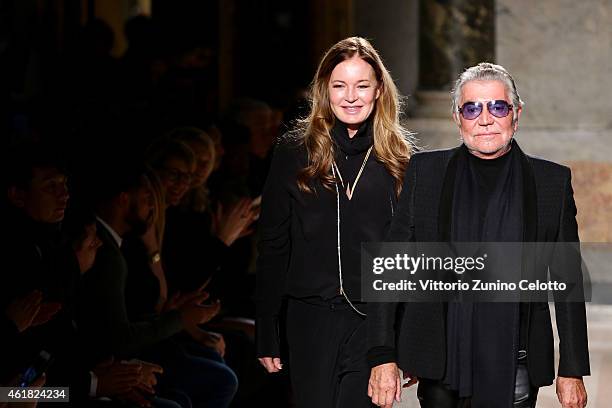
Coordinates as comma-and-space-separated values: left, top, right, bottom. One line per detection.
468, 147, 512, 197
331, 119, 374, 187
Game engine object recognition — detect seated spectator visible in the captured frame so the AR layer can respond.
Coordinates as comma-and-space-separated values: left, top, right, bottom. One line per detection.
0, 144, 171, 407
79, 161, 236, 407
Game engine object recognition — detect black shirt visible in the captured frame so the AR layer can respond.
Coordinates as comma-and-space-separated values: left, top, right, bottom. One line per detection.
255, 122, 397, 356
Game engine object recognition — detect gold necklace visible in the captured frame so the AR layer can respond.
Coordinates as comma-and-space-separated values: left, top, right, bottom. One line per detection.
332, 146, 373, 200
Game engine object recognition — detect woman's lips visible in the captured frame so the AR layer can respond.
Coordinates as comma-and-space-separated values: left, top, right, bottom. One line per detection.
341, 106, 363, 114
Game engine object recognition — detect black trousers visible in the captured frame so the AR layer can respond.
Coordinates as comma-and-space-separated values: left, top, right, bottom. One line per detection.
416, 360, 538, 408
286, 297, 373, 408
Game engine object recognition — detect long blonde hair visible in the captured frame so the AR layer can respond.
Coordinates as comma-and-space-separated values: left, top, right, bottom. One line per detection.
296, 36, 414, 196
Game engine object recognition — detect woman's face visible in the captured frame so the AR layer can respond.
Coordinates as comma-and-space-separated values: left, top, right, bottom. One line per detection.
328, 56, 380, 136
158, 157, 193, 207
188, 142, 214, 187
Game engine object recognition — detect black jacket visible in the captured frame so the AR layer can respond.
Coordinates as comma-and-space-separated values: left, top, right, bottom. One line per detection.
367, 145, 590, 387
255, 134, 398, 357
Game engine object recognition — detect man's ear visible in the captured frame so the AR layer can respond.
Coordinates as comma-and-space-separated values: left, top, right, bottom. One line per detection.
513, 106, 523, 131
7, 186, 26, 208
453, 112, 462, 128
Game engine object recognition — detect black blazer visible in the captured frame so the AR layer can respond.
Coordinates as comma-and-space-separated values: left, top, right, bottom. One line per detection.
367, 145, 590, 387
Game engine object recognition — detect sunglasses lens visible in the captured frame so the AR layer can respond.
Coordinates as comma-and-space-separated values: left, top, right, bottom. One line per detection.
460, 102, 482, 120
488, 100, 511, 118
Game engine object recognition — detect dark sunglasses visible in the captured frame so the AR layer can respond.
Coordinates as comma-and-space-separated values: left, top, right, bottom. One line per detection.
458, 100, 513, 120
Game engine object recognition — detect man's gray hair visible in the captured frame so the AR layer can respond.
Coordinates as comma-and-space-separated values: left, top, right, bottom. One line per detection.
451, 62, 524, 121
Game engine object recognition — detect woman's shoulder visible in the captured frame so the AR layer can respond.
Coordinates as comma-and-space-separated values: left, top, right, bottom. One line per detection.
273, 131, 307, 160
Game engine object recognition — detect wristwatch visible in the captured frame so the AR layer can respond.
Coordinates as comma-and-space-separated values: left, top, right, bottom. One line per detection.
149, 251, 161, 264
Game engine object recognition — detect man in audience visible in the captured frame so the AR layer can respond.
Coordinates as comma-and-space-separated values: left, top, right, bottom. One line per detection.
79, 161, 237, 407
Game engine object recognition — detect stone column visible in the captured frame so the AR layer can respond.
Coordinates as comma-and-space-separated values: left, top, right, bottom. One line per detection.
353, 0, 420, 113
415, 0, 495, 117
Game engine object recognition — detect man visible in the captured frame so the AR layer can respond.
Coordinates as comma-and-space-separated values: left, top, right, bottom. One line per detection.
79, 162, 237, 407
367, 63, 589, 408
0, 144, 170, 406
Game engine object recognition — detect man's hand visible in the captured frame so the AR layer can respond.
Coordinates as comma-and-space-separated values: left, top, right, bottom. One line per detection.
368, 362, 402, 407
258, 357, 282, 373
92, 358, 142, 398
178, 293, 221, 328
5, 291, 43, 332
556, 376, 587, 408
125, 360, 163, 395
31, 302, 62, 327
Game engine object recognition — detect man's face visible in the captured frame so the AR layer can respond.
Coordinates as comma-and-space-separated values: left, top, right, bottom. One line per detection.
126, 181, 154, 236
12, 167, 69, 223
455, 80, 522, 159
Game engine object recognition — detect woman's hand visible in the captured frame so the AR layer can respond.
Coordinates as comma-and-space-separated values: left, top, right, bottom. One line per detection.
258, 357, 283, 373
214, 198, 257, 246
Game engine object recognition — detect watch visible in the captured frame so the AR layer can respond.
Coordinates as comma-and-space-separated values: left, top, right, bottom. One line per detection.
149, 251, 161, 264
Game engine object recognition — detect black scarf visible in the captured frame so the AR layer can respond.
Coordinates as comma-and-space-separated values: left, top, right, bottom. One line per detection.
443, 141, 528, 407
331, 118, 373, 156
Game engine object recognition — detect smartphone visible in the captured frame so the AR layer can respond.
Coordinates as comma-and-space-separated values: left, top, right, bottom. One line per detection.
19, 350, 53, 387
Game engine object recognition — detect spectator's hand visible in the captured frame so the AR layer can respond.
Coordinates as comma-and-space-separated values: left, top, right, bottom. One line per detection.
214, 198, 257, 246
5, 291, 42, 332
141, 219, 159, 254
93, 357, 142, 398
117, 389, 152, 408
186, 327, 226, 357
128, 360, 163, 394
163, 280, 211, 312
179, 294, 221, 328
74, 227, 103, 274
31, 302, 62, 327
368, 362, 402, 407
258, 357, 282, 373
556, 376, 587, 408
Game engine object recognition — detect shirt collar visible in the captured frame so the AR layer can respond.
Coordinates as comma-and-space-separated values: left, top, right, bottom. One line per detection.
96, 216, 123, 248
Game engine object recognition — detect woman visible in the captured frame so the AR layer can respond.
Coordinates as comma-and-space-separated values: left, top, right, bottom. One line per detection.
256, 37, 414, 407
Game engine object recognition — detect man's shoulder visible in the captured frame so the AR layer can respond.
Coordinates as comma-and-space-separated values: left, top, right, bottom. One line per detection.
409, 146, 461, 167
526, 154, 571, 179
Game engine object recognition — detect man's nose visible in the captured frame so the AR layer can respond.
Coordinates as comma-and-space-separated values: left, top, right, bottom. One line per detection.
478, 106, 493, 125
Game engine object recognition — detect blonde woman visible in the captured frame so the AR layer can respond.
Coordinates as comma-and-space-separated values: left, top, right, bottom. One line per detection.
256, 37, 414, 407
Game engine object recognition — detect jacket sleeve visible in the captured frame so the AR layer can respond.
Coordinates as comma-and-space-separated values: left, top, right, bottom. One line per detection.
552, 168, 590, 377
367, 155, 419, 367
255, 141, 293, 357
78, 243, 183, 359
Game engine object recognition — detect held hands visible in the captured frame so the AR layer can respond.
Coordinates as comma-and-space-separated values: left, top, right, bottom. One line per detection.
368, 363, 417, 407
94, 357, 164, 408
556, 376, 587, 408
258, 357, 283, 373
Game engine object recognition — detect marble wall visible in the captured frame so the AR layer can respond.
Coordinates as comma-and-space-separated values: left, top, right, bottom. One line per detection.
353, 0, 420, 111
496, 0, 612, 130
